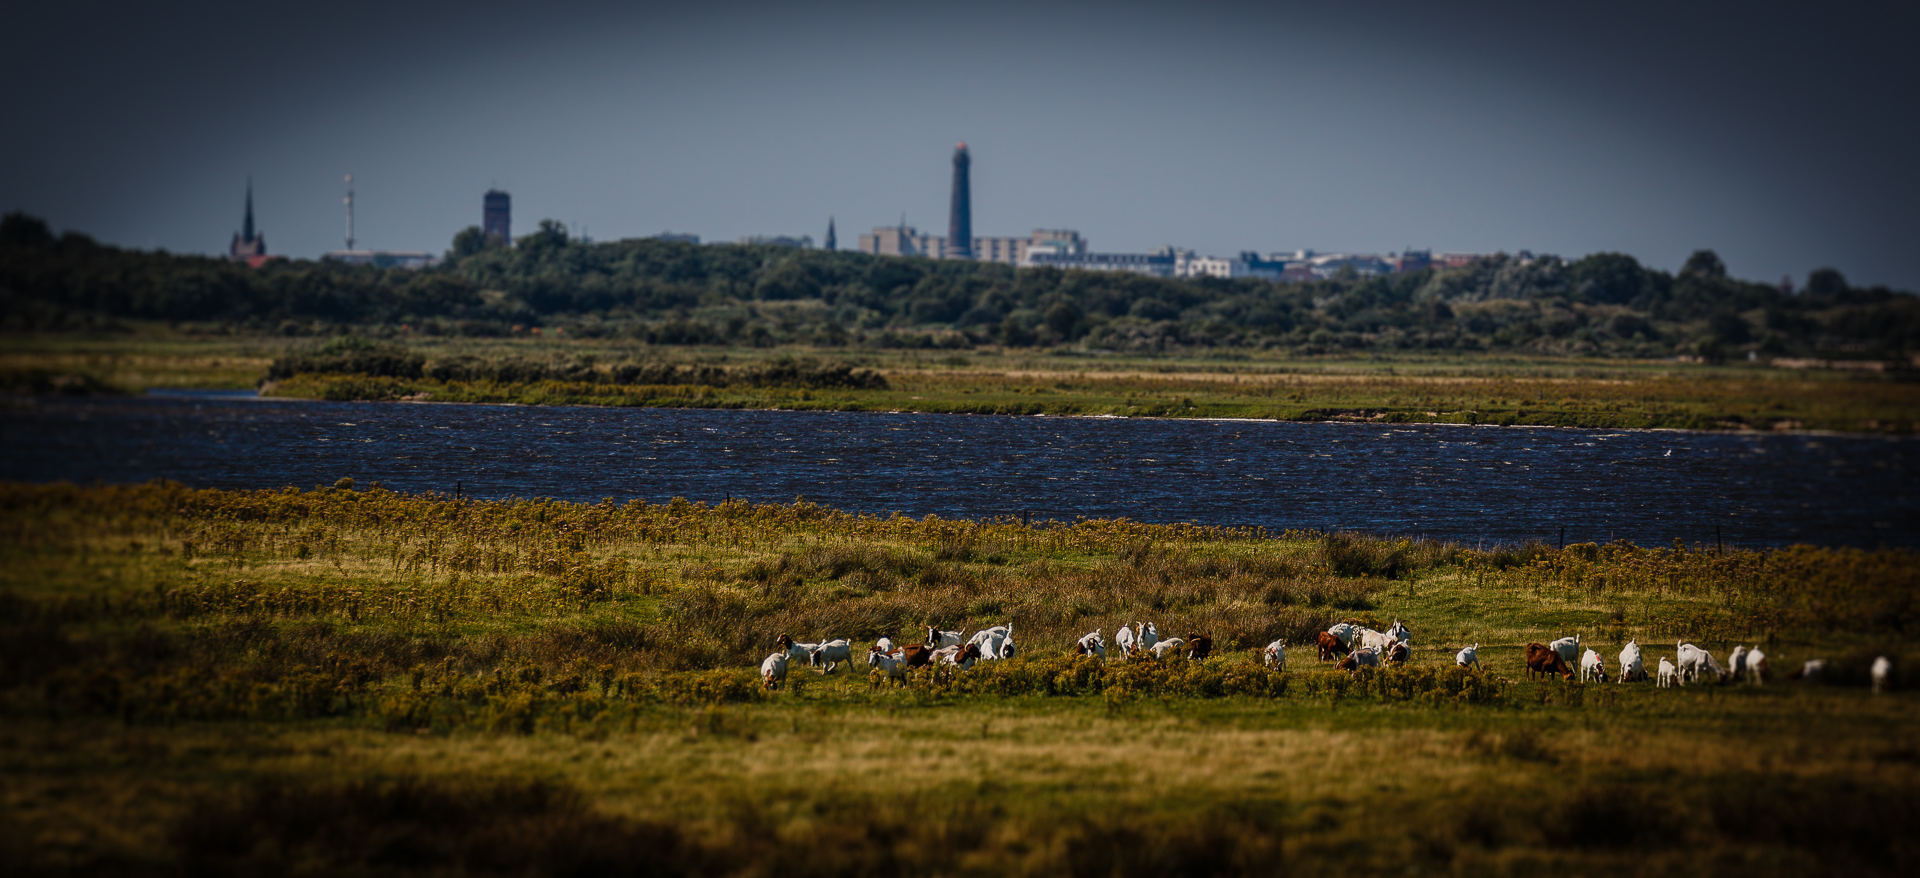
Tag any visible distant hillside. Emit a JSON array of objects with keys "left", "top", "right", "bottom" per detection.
[{"left": 4, "top": 212, "right": 1916, "bottom": 361}]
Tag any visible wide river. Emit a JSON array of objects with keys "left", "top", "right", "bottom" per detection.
[{"left": 3, "top": 392, "right": 1914, "bottom": 549}]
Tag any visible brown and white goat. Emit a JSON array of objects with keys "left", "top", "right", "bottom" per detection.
[{"left": 1525, "top": 642, "right": 1575, "bottom": 681}]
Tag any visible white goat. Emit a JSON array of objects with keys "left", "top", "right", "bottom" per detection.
[
  {"left": 775, "top": 634, "right": 819, "bottom": 664},
  {"left": 1150, "top": 637, "right": 1186, "bottom": 659},
  {"left": 1676, "top": 641, "right": 1724, "bottom": 685},
  {"left": 1074, "top": 629, "right": 1106, "bottom": 658},
  {"left": 1744, "top": 647, "right": 1768, "bottom": 684},
  {"left": 1728, "top": 645, "right": 1749, "bottom": 681},
  {"left": 1790, "top": 659, "right": 1827, "bottom": 683},
  {"left": 1138, "top": 622, "right": 1160, "bottom": 654},
  {"left": 809, "top": 639, "right": 852, "bottom": 673},
  {"left": 1114, "top": 624, "right": 1137, "bottom": 658},
  {"left": 867, "top": 646, "right": 909, "bottom": 688},
  {"left": 927, "top": 626, "right": 963, "bottom": 649},
  {"left": 876, "top": 636, "right": 896, "bottom": 655},
  {"left": 1455, "top": 643, "right": 1480, "bottom": 670},
  {"left": 1325, "top": 622, "right": 1359, "bottom": 649},
  {"left": 1549, "top": 635, "right": 1581, "bottom": 666},
  {"left": 1618, "top": 640, "right": 1646, "bottom": 683},
  {"left": 1657, "top": 657, "right": 1678, "bottom": 688},
  {"left": 1356, "top": 627, "right": 1394, "bottom": 654},
  {"left": 967, "top": 625, "right": 1011, "bottom": 660},
  {"left": 1387, "top": 619, "right": 1413, "bottom": 644},
  {"left": 1263, "top": 640, "right": 1286, "bottom": 671},
  {"left": 1580, "top": 648, "right": 1606, "bottom": 684},
  {"left": 1872, "top": 656, "right": 1893, "bottom": 694},
  {"left": 760, "top": 652, "right": 789, "bottom": 691}
]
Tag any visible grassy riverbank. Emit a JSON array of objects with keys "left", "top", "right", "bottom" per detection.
[
  {"left": 3, "top": 483, "right": 1916, "bottom": 875},
  {"left": 8, "top": 331, "right": 1920, "bottom": 431}
]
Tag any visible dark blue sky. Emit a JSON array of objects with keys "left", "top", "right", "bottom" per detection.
[{"left": 5, "top": 1, "right": 1916, "bottom": 289}]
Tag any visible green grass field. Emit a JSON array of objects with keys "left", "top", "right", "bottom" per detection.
[{"left": 2, "top": 482, "right": 1915, "bottom": 876}]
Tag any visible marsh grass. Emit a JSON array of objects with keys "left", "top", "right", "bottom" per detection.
[
  {"left": 14, "top": 331, "right": 1919, "bottom": 431},
  {"left": 3, "top": 482, "right": 1918, "bottom": 875}
]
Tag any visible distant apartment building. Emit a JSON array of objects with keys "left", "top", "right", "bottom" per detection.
[
  {"left": 1026, "top": 247, "right": 1179, "bottom": 278},
  {"left": 858, "top": 224, "right": 947, "bottom": 258}
]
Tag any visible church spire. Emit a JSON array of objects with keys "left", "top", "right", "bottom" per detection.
[
  {"left": 229, "top": 178, "right": 267, "bottom": 262},
  {"left": 825, "top": 216, "right": 836, "bottom": 251}
]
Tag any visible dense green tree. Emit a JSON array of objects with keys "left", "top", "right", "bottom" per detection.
[
  {"left": 448, "top": 226, "right": 486, "bottom": 260},
  {"left": 1680, "top": 249, "right": 1727, "bottom": 280},
  {"left": 1805, "top": 268, "right": 1848, "bottom": 297}
]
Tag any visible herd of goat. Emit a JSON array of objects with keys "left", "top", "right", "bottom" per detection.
[{"left": 757, "top": 620, "right": 1898, "bottom": 696}]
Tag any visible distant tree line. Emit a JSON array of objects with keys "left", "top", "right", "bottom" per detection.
[{"left": 4, "top": 211, "right": 1917, "bottom": 359}]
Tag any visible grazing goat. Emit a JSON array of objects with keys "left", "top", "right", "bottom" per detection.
[
  {"left": 1618, "top": 640, "right": 1646, "bottom": 683},
  {"left": 1325, "top": 622, "right": 1360, "bottom": 649},
  {"left": 1525, "top": 642, "right": 1575, "bottom": 681},
  {"left": 1384, "top": 640, "right": 1410, "bottom": 665},
  {"left": 1074, "top": 629, "right": 1107, "bottom": 658},
  {"left": 876, "top": 636, "right": 896, "bottom": 655},
  {"left": 1338, "top": 647, "right": 1380, "bottom": 672},
  {"left": 1150, "top": 637, "right": 1185, "bottom": 659},
  {"left": 1580, "top": 648, "right": 1606, "bottom": 684},
  {"left": 901, "top": 643, "right": 937, "bottom": 668},
  {"left": 1387, "top": 619, "right": 1413, "bottom": 644},
  {"left": 933, "top": 642, "right": 984, "bottom": 669},
  {"left": 1356, "top": 627, "right": 1394, "bottom": 654},
  {"left": 1657, "top": 657, "right": 1678, "bottom": 688},
  {"left": 1744, "top": 647, "right": 1769, "bottom": 685},
  {"left": 867, "top": 646, "right": 909, "bottom": 689},
  {"left": 1872, "top": 656, "right": 1893, "bottom": 694},
  {"left": 927, "top": 627, "right": 963, "bottom": 649},
  {"left": 1263, "top": 640, "right": 1287, "bottom": 671},
  {"left": 1317, "top": 632, "right": 1351, "bottom": 662},
  {"left": 1186, "top": 633, "right": 1214, "bottom": 661},
  {"left": 1549, "top": 635, "right": 1581, "bottom": 666},
  {"left": 1789, "top": 659, "right": 1827, "bottom": 683},
  {"left": 1138, "top": 622, "right": 1160, "bottom": 654},
  {"left": 968, "top": 625, "right": 1012, "bottom": 660},
  {"left": 1114, "top": 624, "right": 1137, "bottom": 658},
  {"left": 810, "top": 639, "right": 852, "bottom": 673},
  {"left": 1000, "top": 630, "right": 1017, "bottom": 660},
  {"left": 1676, "top": 642, "right": 1725, "bottom": 685},
  {"left": 1728, "top": 645, "right": 1749, "bottom": 681},
  {"left": 1455, "top": 643, "right": 1480, "bottom": 670},
  {"left": 761, "top": 652, "right": 789, "bottom": 691}
]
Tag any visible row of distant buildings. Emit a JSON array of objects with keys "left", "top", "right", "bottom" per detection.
[
  {"left": 856, "top": 222, "right": 1485, "bottom": 281},
  {"left": 227, "top": 146, "right": 1500, "bottom": 280},
  {"left": 846, "top": 144, "right": 1495, "bottom": 281}
]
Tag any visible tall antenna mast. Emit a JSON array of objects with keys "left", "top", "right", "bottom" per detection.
[{"left": 343, "top": 174, "right": 356, "bottom": 251}]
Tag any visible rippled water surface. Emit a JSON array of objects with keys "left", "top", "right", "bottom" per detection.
[{"left": 4, "top": 392, "right": 1914, "bottom": 548}]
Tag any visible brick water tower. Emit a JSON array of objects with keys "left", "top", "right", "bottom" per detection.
[{"left": 483, "top": 189, "right": 511, "bottom": 246}]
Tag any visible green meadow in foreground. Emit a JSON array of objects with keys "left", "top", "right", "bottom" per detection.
[{"left": 2, "top": 482, "right": 1916, "bottom": 876}]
